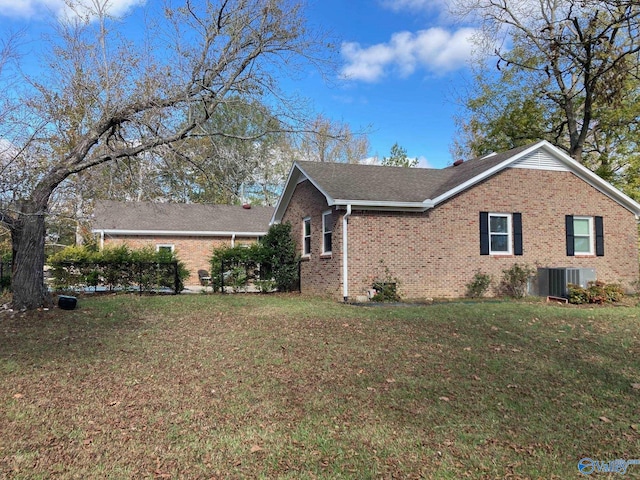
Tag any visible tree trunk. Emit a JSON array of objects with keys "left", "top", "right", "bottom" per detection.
[{"left": 11, "top": 201, "right": 52, "bottom": 310}]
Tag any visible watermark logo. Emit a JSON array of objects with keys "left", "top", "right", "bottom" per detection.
[{"left": 578, "top": 457, "right": 640, "bottom": 475}]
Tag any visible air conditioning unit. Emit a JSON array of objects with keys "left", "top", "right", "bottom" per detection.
[{"left": 537, "top": 267, "right": 596, "bottom": 298}]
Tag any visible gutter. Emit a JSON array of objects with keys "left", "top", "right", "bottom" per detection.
[
  {"left": 91, "top": 229, "right": 267, "bottom": 237},
  {"left": 342, "top": 204, "right": 352, "bottom": 302}
]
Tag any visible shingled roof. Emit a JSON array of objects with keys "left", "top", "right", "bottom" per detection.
[
  {"left": 92, "top": 201, "right": 274, "bottom": 235},
  {"left": 272, "top": 140, "right": 640, "bottom": 222}
]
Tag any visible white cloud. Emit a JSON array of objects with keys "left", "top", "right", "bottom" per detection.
[
  {"left": 380, "top": 0, "right": 448, "bottom": 13},
  {"left": 0, "top": 0, "right": 145, "bottom": 20},
  {"left": 340, "top": 27, "right": 477, "bottom": 82}
]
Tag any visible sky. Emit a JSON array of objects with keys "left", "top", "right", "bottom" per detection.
[{"left": 0, "top": 0, "right": 484, "bottom": 169}]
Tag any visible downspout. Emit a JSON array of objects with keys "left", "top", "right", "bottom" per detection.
[
  {"left": 342, "top": 204, "right": 352, "bottom": 302},
  {"left": 231, "top": 233, "right": 236, "bottom": 247},
  {"left": 100, "top": 230, "right": 104, "bottom": 250}
]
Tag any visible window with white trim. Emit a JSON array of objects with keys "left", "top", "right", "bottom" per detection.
[
  {"left": 156, "top": 244, "right": 174, "bottom": 254},
  {"left": 572, "top": 216, "right": 594, "bottom": 255},
  {"left": 302, "top": 217, "right": 311, "bottom": 256},
  {"left": 488, "top": 213, "right": 512, "bottom": 255},
  {"left": 322, "top": 210, "right": 332, "bottom": 255}
]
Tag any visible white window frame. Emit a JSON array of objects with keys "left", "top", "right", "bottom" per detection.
[
  {"left": 156, "top": 244, "right": 175, "bottom": 254},
  {"left": 322, "top": 210, "right": 332, "bottom": 255},
  {"left": 488, "top": 213, "right": 512, "bottom": 255},
  {"left": 302, "top": 217, "right": 311, "bottom": 257},
  {"left": 573, "top": 216, "right": 594, "bottom": 255}
]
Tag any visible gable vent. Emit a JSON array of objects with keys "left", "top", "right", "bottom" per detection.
[{"left": 511, "top": 150, "right": 569, "bottom": 172}]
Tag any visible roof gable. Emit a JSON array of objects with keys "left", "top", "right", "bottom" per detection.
[
  {"left": 272, "top": 140, "right": 640, "bottom": 223},
  {"left": 92, "top": 201, "right": 274, "bottom": 235}
]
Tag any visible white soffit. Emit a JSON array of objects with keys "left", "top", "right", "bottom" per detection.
[{"left": 510, "top": 150, "right": 570, "bottom": 171}]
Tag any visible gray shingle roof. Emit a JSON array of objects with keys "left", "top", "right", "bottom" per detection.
[
  {"left": 92, "top": 201, "right": 274, "bottom": 233},
  {"left": 295, "top": 143, "right": 535, "bottom": 203}
]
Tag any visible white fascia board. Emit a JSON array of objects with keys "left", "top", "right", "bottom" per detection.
[
  {"left": 91, "top": 229, "right": 267, "bottom": 237},
  {"left": 296, "top": 163, "right": 336, "bottom": 204},
  {"left": 271, "top": 162, "right": 336, "bottom": 224},
  {"left": 270, "top": 162, "right": 302, "bottom": 224},
  {"left": 332, "top": 199, "right": 434, "bottom": 211},
  {"left": 430, "top": 139, "right": 640, "bottom": 215},
  {"left": 539, "top": 142, "right": 640, "bottom": 215},
  {"left": 430, "top": 160, "right": 516, "bottom": 206},
  {"left": 431, "top": 140, "right": 550, "bottom": 206}
]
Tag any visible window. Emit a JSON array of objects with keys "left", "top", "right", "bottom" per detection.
[
  {"left": 480, "top": 212, "right": 522, "bottom": 256},
  {"left": 566, "top": 215, "right": 603, "bottom": 256},
  {"left": 322, "top": 211, "right": 332, "bottom": 255},
  {"left": 489, "top": 214, "right": 511, "bottom": 254},
  {"left": 302, "top": 217, "right": 311, "bottom": 256},
  {"left": 156, "top": 244, "right": 174, "bottom": 254},
  {"left": 573, "top": 217, "right": 592, "bottom": 254}
]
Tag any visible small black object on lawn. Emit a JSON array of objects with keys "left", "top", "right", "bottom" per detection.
[{"left": 58, "top": 295, "right": 77, "bottom": 310}]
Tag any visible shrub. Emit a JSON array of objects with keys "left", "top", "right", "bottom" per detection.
[
  {"left": 371, "top": 281, "right": 401, "bottom": 302},
  {"left": 370, "top": 260, "right": 401, "bottom": 302},
  {"left": 254, "top": 279, "right": 276, "bottom": 293},
  {"left": 568, "top": 281, "right": 624, "bottom": 304},
  {"left": 465, "top": 270, "right": 492, "bottom": 298},
  {"left": 499, "top": 263, "right": 536, "bottom": 298},
  {"left": 210, "top": 224, "right": 299, "bottom": 293},
  {"left": 49, "top": 245, "right": 189, "bottom": 292},
  {"left": 260, "top": 223, "right": 299, "bottom": 292}
]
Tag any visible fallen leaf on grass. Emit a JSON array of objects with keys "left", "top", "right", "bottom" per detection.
[
  {"left": 599, "top": 416, "right": 612, "bottom": 423},
  {"left": 385, "top": 378, "right": 395, "bottom": 383},
  {"left": 250, "top": 445, "right": 263, "bottom": 453},
  {"left": 12, "top": 393, "right": 23, "bottom": 399},
  {"left": 439, "top": 396, "right": 450, "bottom": 402},
  {"left": 631, "top": 383, "right": 640, "bottom": 390}
]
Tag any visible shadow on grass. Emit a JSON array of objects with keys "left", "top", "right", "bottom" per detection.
[{"left": 0, "top": 294, "right": 152, "bottom": 366}]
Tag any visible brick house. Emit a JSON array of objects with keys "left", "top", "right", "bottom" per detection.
[
  {"left": 92, "top": 201, "right": 274, "bottom": 285},
  {"left": 271, "top": 140, "right": 640, "bottom": 301}
]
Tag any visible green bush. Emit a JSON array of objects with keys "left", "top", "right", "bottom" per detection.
[
  {"left": 49, "top": 245, "right": 189, "bottom": 292},
  {"left": 499, "top": 263, "right": 536, "bottom": 298},
  {"left": 371, "top": 281, "right": 401, "bottom": 302},
  {"left": 370, "top": 260, "right": 401, "bottom": 302},
  {"left": 210, "top": 223, "right": 299, "bottom": 293},
  {"left": 260, "top": 223, "right": 299, "bottom": 292},
  {"left": 568, "top": 281, "right": 624, "bottom": 304},
  {"left": 465, "top": 270, "right": 492, "bottom": 298}
]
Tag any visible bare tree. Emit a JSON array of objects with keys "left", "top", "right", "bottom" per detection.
[
  {"left": 0, "top": 0, "right": 329, "bottom": 309},
  {"left": 295, "top": 114, "right": 370, "bottom": 163}
]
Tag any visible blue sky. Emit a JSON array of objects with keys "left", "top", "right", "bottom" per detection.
[{"left": 0, "top": 0, "right": 482, "bottom": 169}]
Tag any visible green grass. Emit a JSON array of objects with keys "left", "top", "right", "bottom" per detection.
[{"left": 2, "top": 294, "right": 640, "bottom": 478}]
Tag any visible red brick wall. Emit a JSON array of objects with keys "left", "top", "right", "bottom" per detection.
[
  {"left": 281, "top": 180, "right": 343, "bottom": 298},
  {"left": 102, "top": 235, "right": 260, "bottom": 285},
  {"left": 283, "top": 169, "right": 639, "bottom": 300}
]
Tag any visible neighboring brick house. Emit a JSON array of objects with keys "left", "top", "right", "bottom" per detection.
[
  {"left": 271, "top": 140, "right": 640, "bottom": 301},
  {"left": 92, "top": 201, "right": 273, "bottom": 285}
]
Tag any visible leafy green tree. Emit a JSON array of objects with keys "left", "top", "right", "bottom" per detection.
[
  {"left": 452, "top": 0, "right": 640, "bottom": 183},
  {"left": 259, "top": 223, "right": 299, "bottom": 292},
  {"left": 381, "top": 143, "right": 417, "bottom": 168}
]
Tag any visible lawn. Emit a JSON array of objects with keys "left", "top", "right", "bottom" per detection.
[{"left": 1, "top": 293, "right": 640, "bottom": 479}]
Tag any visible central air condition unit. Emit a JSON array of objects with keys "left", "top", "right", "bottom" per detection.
[{"left": 537, "top": 267, "right": 596, "bottom": 298}]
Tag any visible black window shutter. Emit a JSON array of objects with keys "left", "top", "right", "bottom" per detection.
[
  {"left": 480, "top": 212, "right": 489, "bottom": 255},
  {"left": 513, "top": 212, "right": 523, "bottom": 256},
  {"left": 595, "top": 216, "right": 604, "bottom": 256},
  {"left": 565, "top": 215, "right": 574, "bottom": 256}
]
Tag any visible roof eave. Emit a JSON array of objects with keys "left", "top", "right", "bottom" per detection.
[
  {"left": 91, "top": 229, "right": 267, "bottom": 237},
  {"left": 271, "top": 162, "right": 337, "bottom": 224},
  {"left": 331, "top": 199, "right": 434, "bottom": 211}
]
